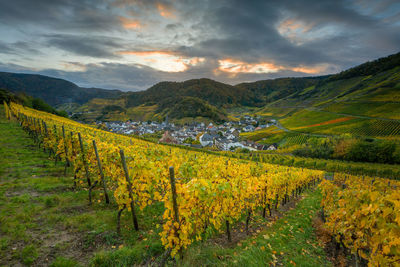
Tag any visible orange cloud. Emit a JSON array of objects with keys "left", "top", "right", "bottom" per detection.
[
  {"left": 291, "top": 64, "right": 329, "bottom": 74},
  {"left": 118, "top": 50, "right": 204, "bottom": 72},
  {"left": 156, "top": 2, "right": 176, "bottom": 19},
  {"left": 217, "top": 59, "right": 330, "bottom": 75},
  {"left": 218, "top": 59, "right": 283, "bottom": 74},
  {"left": 118, "top": 16, "right": 141, "bottom": 29}
]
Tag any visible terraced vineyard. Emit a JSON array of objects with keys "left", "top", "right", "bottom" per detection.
[
  {"left": 348, "top": 119, "right": 400, "bottom": 138},
  {"left": 278, "top": 109, "right": 400, "bottom": 140},
  {"left": 282, "top": 133, "right": 310, "bottom": 146}
]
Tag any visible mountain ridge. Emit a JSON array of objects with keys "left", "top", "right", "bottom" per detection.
[{"left": 1, "top": 51, "right": 399, "bottom": 122}]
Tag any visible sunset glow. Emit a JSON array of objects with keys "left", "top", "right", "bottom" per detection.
[
  {"left": 157, "top": 3, "right": 175, "bottom": 19},
  {"left": 291, "top": 64, "right": 330, "bottom": 74},
  {"left": 217, "top": 59, "right": 328, "bottom": 75},
  {"left": 118, "top": 51, "right": 204, "bottom": 72},
  {"left": 218, "top": 59, "right": 282, "bottom": 74},
  {"left": 119, "top": 16, "right": 141, "bottom": 29}
]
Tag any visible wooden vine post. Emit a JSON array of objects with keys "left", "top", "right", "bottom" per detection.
[
  {"left": 93, "top": 140, "right": 110, "bottom": 204},
  {"left": 53, "top": 124, "right": 59, "bottom": 164},
  {"left": 169, "top": 166, "right": 183, "bottom": 257},
  {"left": 77, "top": 132, "right": 97, "bottom": 205},
  {"left": 43, "top": 121, "right": 49, "bottom": 153},
  {"left": 119, "top": 149, "right": 139, "bottom": 231},
  {"left": 78, "top": 132, "right": 92, "bottom": 187},
  {"left": 117, "top": 205, "right": 126, "bottom": 235},
  {"left": 223, "top": 160, "right": 231, "bottom": 242},
  {"left": 245, "top": 210, "right": 252, "bottom": 233},
  {"left": 226, "top": 220, "right": 231, "bottom": 242},
  {"left": 169, "top": 167, "right": 180, "bottom": 224},
  {"left": 43, "top": 121, "right": 48, "bottom": 136},
  {"left": 62, "top": 125, "right": 70, "bottom": 175},
  {"left": 37, "top": 118, "right": 42, "bottom": 136},
  {"left": 70, "top": 132, "right": 77, "bottom": 188},
  {"left": 37, "top": 119, "right": 43, "bottom": 148},
  {"left": 32, "top": 118, "right": 38, "bottom": 142},
  {"left": 262, "top": 186, "right": 268, "bottom": 218}
]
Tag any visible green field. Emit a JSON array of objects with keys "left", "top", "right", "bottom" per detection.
[{"left": 323, "top": 101, "right": 400, "bottom": 120}]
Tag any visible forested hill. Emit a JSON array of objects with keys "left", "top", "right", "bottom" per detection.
[
  {"left": 0, "top": 72, "right": 123, "bottom": 106},
  {"left": 125, "top": 78, "right": 255, "bottom": 108},
  {"left": 235, "top": 76, "right": 326, "bottom": 105},
  {"left": 124, "top": 77, "right": 327, "bottom": 109}
]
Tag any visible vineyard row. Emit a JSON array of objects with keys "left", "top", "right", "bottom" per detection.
[{"left": 5, "top": 102, "right": 324, "bottom": 257}]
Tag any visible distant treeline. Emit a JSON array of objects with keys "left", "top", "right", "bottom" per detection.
[{"left": 326, "top": 51, "right": 400, "bottom": 82}]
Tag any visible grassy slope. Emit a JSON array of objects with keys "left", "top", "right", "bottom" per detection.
[
  {"left": 250, "top": 65, "right": 400, "bottom": 145},
  {"left": 181, "top": 190, "right": 331, "bottom": 267},
  {"left": 280, "top": 110, "right": 346, "bottom": 129}
]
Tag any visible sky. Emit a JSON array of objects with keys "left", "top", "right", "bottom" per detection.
[{"left": 0, "top": 0, "right": 399, "bottom": 91}]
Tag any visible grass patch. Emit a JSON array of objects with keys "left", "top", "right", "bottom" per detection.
[
  {"left": 179, "top": 189, "right": 331, "bottom": 266},
  {"left": 20, "top": 244, "right": 39, "bottom": 266},
  {"left": 50, "top": 257, "right": 81, "bottom": 267}
]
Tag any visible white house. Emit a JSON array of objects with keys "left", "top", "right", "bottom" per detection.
[{"left": 199, "top": 133, "right": 214, "bottom": 147}]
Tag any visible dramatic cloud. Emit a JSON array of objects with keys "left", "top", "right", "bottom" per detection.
[
  {"left": 0, "top": 0, "right": 399, "bottom": 91},
  {"left": 46, "top": 34, "right": 125, "bottom": 58}
]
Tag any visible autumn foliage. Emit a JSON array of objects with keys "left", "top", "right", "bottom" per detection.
[
  {"left": 9, "top": 102, "right": 324, "bottom": 257},
  {"left": 320, "top": 173, "right": 400, "bottom": 266}
]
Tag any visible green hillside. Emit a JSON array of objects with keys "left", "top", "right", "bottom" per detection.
[
  {"left": 236, "top": 76, "right": 325, "bottom": 106},
  {"left": 262, "top": 53, "right": 400, "bottom": 117},
  {"left": 248, "top": 52, "right": 400, "bottom": 146}
]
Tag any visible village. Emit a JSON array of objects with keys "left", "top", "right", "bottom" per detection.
[{"left": 101, "top": 115, "right": 278, "bottom": 151}]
